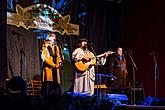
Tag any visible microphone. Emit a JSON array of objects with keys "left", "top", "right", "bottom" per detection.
[
  {"left": 88, "top": 42, "right": 94, "bottom": 45},
  {"left": 125, "top": 50, "right": 133, "bottom": 55},
  {"left": 87, "top": 42, "right": 94, "bottom": 46},
  {"left": 120, "top": 50, "right": 132, "bottom": 56},
  {"left": 123, "top": 51, "right": 127, "bottom": 55},
  {"left": 149, "top": 52, "right": 153, "bottom": 55},
  {"left": 149, "top": 51, "right": 155, "bottom": 55}
]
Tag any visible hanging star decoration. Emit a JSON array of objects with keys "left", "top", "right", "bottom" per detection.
[{"left": 7, "top": 4, "right": 79, "bottom": 35}]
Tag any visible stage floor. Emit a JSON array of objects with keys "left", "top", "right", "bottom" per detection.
[
  {"left": 0, "top": 93, "right": 165, "bottom": 110},
  {"left": 116, "top": 104, "right": 165, "bottom": 110}
]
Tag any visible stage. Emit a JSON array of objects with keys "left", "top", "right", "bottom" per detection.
[
  {"left": 0, "top": 93, "right": 165, "bottom": 110},
  {"left": 116, "top": 105, "right": 165, "bottom": 110}
]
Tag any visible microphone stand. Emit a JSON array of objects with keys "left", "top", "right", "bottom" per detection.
[
  {"left": 16, "top": 33, "right": 25, "bottom": 79},
  {"left": 20, "top": 47, "right": 26, "bottom": 78},
  {"left": 151, "top": 51, "right": 159, "bottom": 99},
  {"left": 13, "top": 31, "right": 27, "bottom": 80},
  {"left": 87, "top": 44, "right": 101, "bottom": 97},
  {"left": 128, "top": 51, "right": 137, "bottom": 105}
]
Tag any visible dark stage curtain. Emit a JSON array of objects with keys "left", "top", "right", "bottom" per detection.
[
  {"left": 4, "top": 0, "right": 165, "bottom": 98},
  {"left": 68, "top": 0, "right": 123, "bottom": 74},
  {"left": 123, "top": 0, "right": 165, "bottom": 98},
  {"left": 87, "top": 0, "right": 123, "bottom": 74}
]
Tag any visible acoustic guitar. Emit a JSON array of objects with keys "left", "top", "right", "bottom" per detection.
[{"left": 75, "top": 51, "right": 113, "bottom": 72}]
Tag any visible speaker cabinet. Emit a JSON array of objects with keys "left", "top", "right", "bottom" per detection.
[
  {"left": 106, "top": 94, "right": 128, "bottom": 105},
  {"left": 142, "top": 96, "right": 165, "bottom": 106}
]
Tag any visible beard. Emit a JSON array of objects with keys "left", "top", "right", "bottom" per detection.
[{"left": 82, "top": 44, "right": 88, "bottom": 50}]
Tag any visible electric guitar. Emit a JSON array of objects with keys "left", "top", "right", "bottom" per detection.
[{"left": 75, "top": 51, "right": 114, "bottom": 72}]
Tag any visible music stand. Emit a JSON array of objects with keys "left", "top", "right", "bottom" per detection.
[{"left": 96, "top": 74, "right": 117, "bottom": 96}]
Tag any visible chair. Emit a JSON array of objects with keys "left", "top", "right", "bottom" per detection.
[
  {"left": 30, "top": 80, "right": 42, "bottom": 96},
  {"left": 26, "top": 81, "right": 33, "bottom": 96}
]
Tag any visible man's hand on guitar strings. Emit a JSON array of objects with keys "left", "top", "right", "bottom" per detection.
[{"left": 82, "top": 57, "right": 91, "bottom": 62}]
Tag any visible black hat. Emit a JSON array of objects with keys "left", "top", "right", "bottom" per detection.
[{"left": 78, "top": 38, "right": 88, "bottom": 44}]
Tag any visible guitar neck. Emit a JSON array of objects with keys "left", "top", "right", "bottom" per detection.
[{"left": 97, "top": 51, "right": 114, "bottom": 58}]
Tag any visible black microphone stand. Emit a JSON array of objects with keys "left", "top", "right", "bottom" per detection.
[
  {"left": 14, "top": 32, "right": 26, "bottom": 78},
  {"left": 128, "top": 51, "right": 137, "bottom": 105},
  {"left": 87, "top": 44, "right": 101, "bottom": 97},
  {"left": 151, "top": 51, "right": 159, "bottom": 99},
  {"left": 20, "top": 47, "right": 26, "bottom": 78}
]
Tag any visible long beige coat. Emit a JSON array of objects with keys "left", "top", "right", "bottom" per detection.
[
  {"left": 41, "top": 41, "right": 64, "bottom": 84},
  {"left": 72, "top": 48, "right": 107, "bottom": 96}
]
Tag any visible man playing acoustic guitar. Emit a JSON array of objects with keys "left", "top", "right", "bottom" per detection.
[{"left": 72, "top": 38, "right": 113, "bottom": 96}]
